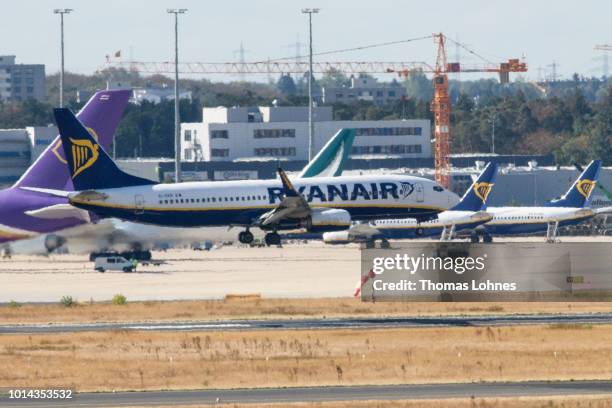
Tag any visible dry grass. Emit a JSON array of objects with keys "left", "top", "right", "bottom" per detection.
[
  {"left": 1, "top": 297, "right": 611, "bottom": 325},
  {"left": 1, "top": 325, "right": 612, "bottom": 392}
]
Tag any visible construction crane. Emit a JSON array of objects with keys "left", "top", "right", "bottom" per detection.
[
  {"left": 387, "top": 34, "right": 527, "bottom": 188},
  {"left": 102, "top": 33, "right": 526, "bottom": 188}
]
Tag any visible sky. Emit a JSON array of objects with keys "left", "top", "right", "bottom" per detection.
[{"left": 3, "top": 0, "right": 611, "bottom": 82}]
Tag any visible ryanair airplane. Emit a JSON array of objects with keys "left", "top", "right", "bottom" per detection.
[
  {"left": 479, "top": 160, "right": 602, "bottom": 242},
  {"left": 322, "top": 162, "right": 498, "bottom": 247},
  {"left": 36, "top": 109, "right": 458, "bottom": 246}
]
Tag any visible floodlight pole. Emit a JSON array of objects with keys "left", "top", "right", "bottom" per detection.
[
  {"left": 168, "top": 8, "right": 187, "bottom": 183},
  {"left": 302, "top": 8, "right": 319, "bottom": 161},
  {"left": 54, "top": 8, "right": 73, "bottom": 108}
]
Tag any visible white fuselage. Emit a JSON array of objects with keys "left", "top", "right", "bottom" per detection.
[{"left": 69, "top": 174, "right": 459, "bottom": 228}]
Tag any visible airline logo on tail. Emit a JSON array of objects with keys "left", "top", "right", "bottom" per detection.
[
  {"left": 69, "top": 137, "right": 99, "bottom": 178},
  {"left": 473, "top": 182, "right": 494, "bottom": 203},
  {"left": 52, "top": 127, "right": 100, "bottom": 165},
  {"left": 576, "top": 179, "right": 596, "bottom": 199}
]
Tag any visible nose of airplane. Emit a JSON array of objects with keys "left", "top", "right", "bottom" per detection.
[{"left": 447, "top": 190, "right": 460, "bottom": 209}]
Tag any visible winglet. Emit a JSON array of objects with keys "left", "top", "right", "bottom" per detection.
[{"left": 277, "top": 168, "right": 299, "bottom": 197}]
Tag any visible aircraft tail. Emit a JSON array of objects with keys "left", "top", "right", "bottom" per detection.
[
  {"left": 298, "top": 128, "right": 355, "bottom": 178},
  {"left": 13, "top": 89, "right": 131, "bottom": 190},
  {"left": 53, "top": 108, "right": 154, "bottom": 191},
  {"left": 450, "top": 162, "right": 498, "bottom": 211},
  {"left": 546, "top": 160, "right": 602, "bottom": 208}
]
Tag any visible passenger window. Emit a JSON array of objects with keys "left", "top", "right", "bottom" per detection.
[{"left": 108, "top": 258, "right": 115, "bottom": 264}]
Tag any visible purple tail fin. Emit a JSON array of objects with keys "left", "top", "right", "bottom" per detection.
[{"left": 13, "top": 89, "right": 131, "bottom": 190}]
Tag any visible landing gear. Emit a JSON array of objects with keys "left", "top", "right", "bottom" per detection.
[
  {"left": 470, "top": 231, "right": 480, "bottom": 243},
  {"left": 482, "top": 233, "right": 493, "bottom": 243},
  {"left": 238, "top": 229, "right": 254, "bottom": 244},
  {"left": 380, "top": 239, "right": 391, "bottom": 249},
  {"left": 264, "top": 231, "right": 281, "bottom": 246},
  {"left": 546, "top": 221, "right": 560, "bottom": 243},
  {"left": 365, "top": 239, "right": 376, "bottom": 249},
  {"left": 440, "top": 224, "right": 456, "bottom": 241}
]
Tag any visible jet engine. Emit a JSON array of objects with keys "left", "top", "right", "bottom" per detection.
[
  {"left": 44, "top": 234, "right": 66, "bottom": 253},
  {"left": 322, "top": 230, "right": 352, "bottom": 244},
  {"left": 301, "top": 208, "right": 351, "bottom": 233}
]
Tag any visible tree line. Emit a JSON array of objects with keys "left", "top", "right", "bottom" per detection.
[{"left": 0, "top": 69, "right": 609, "bottom": 164}]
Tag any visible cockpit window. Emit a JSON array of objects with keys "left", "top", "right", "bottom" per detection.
[{"left": 433, "top": 186, "right": 444, "bottom": 192}]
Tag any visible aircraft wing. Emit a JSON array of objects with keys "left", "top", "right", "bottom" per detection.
[
  {"left": 349, "top": 222, "right": 381, "bottom": 237},
  {"left": 595, "top": 206, "right": 612, "bottom": 215},
  {"left": 259, "top": 168, "right": 311, "bottom": 227}
]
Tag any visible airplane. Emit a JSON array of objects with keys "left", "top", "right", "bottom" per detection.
[
  {"left": 37, "top": 108, "right": 459, "bottom": 247},
  {"left": 9, "top": 128, "right": 358, "bottom": 255},
  {"left": 0, "top": 89, "right": 132, "bottom": 252},
  {"left": 477, "top": 160, "right": 603, "bottom": 242},
  {"left": 322, "top": 162, "right": 499, "bottom": 247}
]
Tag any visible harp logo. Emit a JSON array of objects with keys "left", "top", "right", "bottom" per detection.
[
  {"left": 69, "top": 137, "right": 99, "bottom": 178},
  {"left": 52, "top": 127, "right": 99, "bottom": 164},
  {"left": 473, "top": 182, "right": 494, "bottom": 203},
  {"left": 400, "top": 182, "right": 414, "bottom": 198},
  {"left": 576, "top": 179, "right": 596, "bottom": 199}
]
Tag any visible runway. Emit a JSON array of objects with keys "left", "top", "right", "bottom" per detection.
[
  {"left": 2, "top": 312, "right": 612, "bottom": 334},
  {"left": 1, "top": 381, "right": 611, "bottom": 407}
]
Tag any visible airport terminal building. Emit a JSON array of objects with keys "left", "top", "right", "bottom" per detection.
[
  {"left": 180, "top": 106, "right": 431, "bottom": 163},
  {"left": 0, "top": 126, "right": 57, "bottom": 186}
]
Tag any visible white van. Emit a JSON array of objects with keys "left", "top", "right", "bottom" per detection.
[{"left": 94, "top": 256, "right": 135, "bottom": 273}]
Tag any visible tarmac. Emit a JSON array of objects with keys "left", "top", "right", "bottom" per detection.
[
  {"left": 0, "top": 244, "right": 359, "bottom": 302},
  {"left": 2, "top": 312, "right": 612, "bottom": 334},
  {"left": 1, "top": 238, "right": 611, "bottom": 303},
  {"left": 1, "top": 381, "right": 611, "bottom": 407}
]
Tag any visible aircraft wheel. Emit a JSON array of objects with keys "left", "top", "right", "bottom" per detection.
[
  {"left": 380, "top": 239, "right": 391, "bottom": 249},
  {"left": 264, "top": 232, "right": 281, "bottom": 246},
  {"left": 365, "top": 240, "right": 375, "bottom": 249},
  {"left": 470, "top": 232, "right": 480, "bottom": 243},
  {"left": 483, "top": 233, "right": 493, "bottom": 243},
  {"left": 238, "top": 230, "right": 254, "bottom": 244}
]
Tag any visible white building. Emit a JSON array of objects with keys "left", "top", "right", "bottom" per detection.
[
  {"left": 322, "top": 76, "right": 406, "bottom": 106},
  {"left": 181, "top": 106, "right": 431, "bottom": 162},
  {"left": 0, "top": 126, "right": 57, "bottom": 187},
  {"left": 132, "top": 87, "right": 192, "bottom": 104}
]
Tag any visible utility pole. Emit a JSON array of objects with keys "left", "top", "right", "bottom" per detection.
[
  {"left": 489, "top": 111, "right": 497, "bottom": 154},
  {"left": 54, "top": 8, "right": 73, "bottom": 108},
  {"left": 302, "top": 8, "right": 319, "bottom": 161},
  {"left": 233, "top": 42, "right": 249, "bottom": 82},
  {"left": 167, "top": 8, "right": 187, "bottom": 183}
]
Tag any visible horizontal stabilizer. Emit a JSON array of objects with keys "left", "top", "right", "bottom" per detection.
[
  {"left": 19, "top": 187, "right": 71, "bottom": 198},
  {"left": 25, "top": 204, "right": 91, "bottom": 222},
  {"left": 595, "top": 206, "right": 612, "bottom": 215}
]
